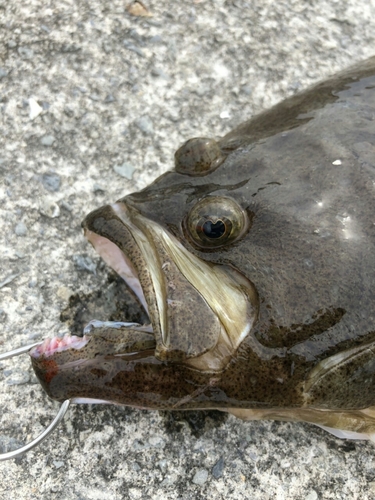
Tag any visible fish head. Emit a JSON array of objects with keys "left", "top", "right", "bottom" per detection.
[
  {"left": 27, "top": 58, "right": 375, "bottom": 438},
  {"left": 29, "top": 121, "right": 363, "bottom": 409},
  {"left": 30, "top": 137, "right": 263, "bottom": 406}
]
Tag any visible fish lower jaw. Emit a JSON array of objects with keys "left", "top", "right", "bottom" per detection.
[{"left": 30, "top": 335, "right": 90, "bottom": 358}]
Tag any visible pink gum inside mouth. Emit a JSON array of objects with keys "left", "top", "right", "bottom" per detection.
[{"left": 30, "top": 335, "right": 90, "bottom": 358}]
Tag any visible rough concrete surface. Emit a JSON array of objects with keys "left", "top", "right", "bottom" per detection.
[{"left": 1, "top": 0, "right": 375, "bottom": 499}]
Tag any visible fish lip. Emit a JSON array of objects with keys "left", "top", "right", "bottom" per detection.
[
  {"left": 83, "top": 204, "right": 163, "bottom": 343},
  {"left": 86, "top": 201, "right": 173, "bottom": 349}
]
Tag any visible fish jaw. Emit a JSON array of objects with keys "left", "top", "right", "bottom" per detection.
[
  {"left": 81, "top": 201, "right": 258, "bottom": 369},
  {"left": 29, "top": 329, "right": 224, "bottom": 408},
  {"left": 29, "top": 199, "right": 258, "bottom": 406}
]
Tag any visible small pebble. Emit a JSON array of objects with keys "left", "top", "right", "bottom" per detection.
[
  {"left": 28, "top": 278, "right": 38, "bottom": 288},
  {"left": 0, "top": 273, "right": 20, "bottom": 288},
  {"left": 149, "top": 34, "right": 163, "bottom": 44},
  {"left": 241, "top": 85, "right": 252, "bottom": 95},
  {"left": 126, "top": 1, "right": 152, "bottom": 17},
  {"left": 332, "top": 159, "right": 342, "bottom": 165},
  {"left": 89, "top": 129, "right": 99, "bottom": 139},
  {"left": 0, "top": 68, "right": 8, "bottom": 79},
  {"left": 40, "top": 135, "right": 55, "bottom": 147},
  {"left": 29, "top": 98, "right": 43, "bottom": 120},
  {"left": 135, "top": 116, "right": 154, "bottom": 135},
  {"left": 41, "top": 173, "right": 61, "bottom": 192},
  {"left": 113, "top": 162, "right": 135, "bottom": 179},
  {"left": 93, "top": 183, "right": 106, "bottom": 193},
  {"left": 53, "top": 461, "right": 65, "bottom": 469},
  {"left": 151, "top": 67, "right": 168, "bottom": 78},
  {"left": 64, "top": 107, "right": 74, "bottom": 117},
  {"left": 212, "top": 457, "right": 224, "bottom": 479},
  {"left": 158, "top": 459, "right": 168, "bottom": 471},
  {"left": 128, "top": 488, "right": 142, "bottom": 499},
  {"left": 220, "top": 110, "right": 231, "bottom": 119},
  {"left": 39, "top": 200, "right": 60, "bottom": 218},
  {"left": 305, "top": 490, "right": 318, "bottom": 500},
  {"left": 73, "top": 254, "right": 97, "bottom": 274},
  {"left": 4, "top": 369, "right": 30, "bottom": 386},
  {"left": 192, "top": 468, "right": 208, "bottom": 486},
  {"left": 61, "top": 44, "right": 80, "bottom": 53},
  {"left": 132, "top": 439, "right": 147, "bottom": 451},
  {"left": 0, "top": 436, "right": 24, "bottom": 453},
  {"left": 148, "top": 435, "right": 165, "bottom": 448},
  {"left": 28, "top": 332, "right": 42, "bottom": 342},
  {"left": 60, "top": 200, "right": 73, "bottom": 211},
  {"left": 102, "top": 42, "right": 112, "bottom": 53},
  {"left": 146, "top": 18, "right": 162, "bottom": 27},
  {"left": 123, "top": 41, "right": 145, "bottom": 58},
  {"left": 15, "top": 222, "right": 27, "bottom": 236},
  {"left": 18, "top": 46, "right": 34, "bottom": 59}
]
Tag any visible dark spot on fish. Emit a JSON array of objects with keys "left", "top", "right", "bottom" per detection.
[
  {"left": 90, "top": 368, "right": 107, "bottom": 378},
  {"left": 255, "top": 307, "right": 346, "bottom": 350}
]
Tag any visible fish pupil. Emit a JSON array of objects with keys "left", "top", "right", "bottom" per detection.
[{"left": 202, "top": 220, "right": 225, "bottom": 239}]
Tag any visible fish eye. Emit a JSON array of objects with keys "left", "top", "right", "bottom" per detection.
[{"left": 186, "top": 196, "right": 249, "bottom": 248}]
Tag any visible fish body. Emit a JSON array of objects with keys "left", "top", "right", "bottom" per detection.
[{"left": 31, "top": 57, "right": 375, "bottom": 440}]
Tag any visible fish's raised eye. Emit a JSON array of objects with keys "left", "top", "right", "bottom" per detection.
[
  {"left": 186, "top": 196, "right": 249, "bottom": 249},
  {"left": 174, "top": 137, "right": 224, "bottom": 176}
]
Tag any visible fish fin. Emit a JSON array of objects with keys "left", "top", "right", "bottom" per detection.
[
  {"left": 315, "top": 424, "right": 374, "bottom": 442},
  {"left": 71, "top": 398, "right": 117, "bottom": 405}
]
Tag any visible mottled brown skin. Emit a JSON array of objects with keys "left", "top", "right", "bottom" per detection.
[{"left": 32, "top": 57, "right": 375, "bottom": 419}]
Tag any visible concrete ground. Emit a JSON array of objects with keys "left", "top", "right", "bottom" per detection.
[{"left": 1, "top": 0, "right": 375, "bottom": 498}]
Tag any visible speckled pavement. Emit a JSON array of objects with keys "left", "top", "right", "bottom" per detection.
[{"left": 1, "top": 1, "right": 375, "bottom": 499}]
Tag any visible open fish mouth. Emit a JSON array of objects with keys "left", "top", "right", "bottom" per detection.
[{"left": 33, "top": 201, "right": 258, "bottom": 372}]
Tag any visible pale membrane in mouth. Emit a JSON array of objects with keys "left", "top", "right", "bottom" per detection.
[{"left": 85, "top": 229, "right": 149, "bottom": 314}]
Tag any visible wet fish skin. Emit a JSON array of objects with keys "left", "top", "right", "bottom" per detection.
[{"left": 31, "top": 57, "right": 375, "bottom": 439}]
